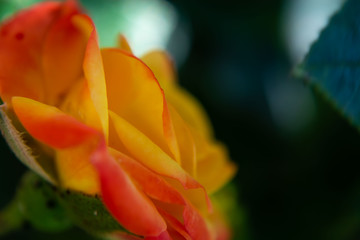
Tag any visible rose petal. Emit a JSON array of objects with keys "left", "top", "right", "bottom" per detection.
[
  {"left": 91, "top": 144, "right": 167, "bottom": 237},
  {"left": 12, "top": 96, "right": 97, "bottom": 149},
  {"left": 109, "top": 111, "right": 203, "bottom": 192},
  {"left": 197, "top": 143, "right": 237, "bottom": 194},
  {"left": 59, "top": 79, "right": 103, "bottom": 133},
  {"left": 145, "top": 231, "right": 173, "bottom": 240},
  {"left": 73, "top": 14, "right": 109, "bottom": 139},
  {"left": 109, "top": 148, "right": 185, "bottom": 206},
  {"left": 101, "top": 48, "right": 179, "bottom": 161},
  {"left": 141, "top": 50, "right": 177, "bottom": 87},
  {"left": 110, "top": 148, "right": 212, "bottom": 240},
  {"left": 169, "top": 106, "right": 196, "bottom": 177},
  {"left": 142, "top": 51, "right": 213, "bottom": 139},
  {"left": 12, "top": 96, "right": 101, "bottom": 193},
  {"left": 0, "top": 1, "right": 61, "bottom": 103},
  {"left": 117, "top": 34, "right": 133, "bottom": 53},
  {"left": 42, "top": 0, "right": 86, "bottom": 105}
]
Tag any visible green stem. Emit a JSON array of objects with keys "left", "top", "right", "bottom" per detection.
[{"left": 0, "top": 198, "right": 23, "bottom": 235}]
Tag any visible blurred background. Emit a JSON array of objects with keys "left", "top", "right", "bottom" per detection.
[{"left": 3, "top": 0, "right": 360, "bottom": 239}]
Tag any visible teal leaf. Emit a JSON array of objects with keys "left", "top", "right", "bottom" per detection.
[{"left": 295, "top": 0, "right": 360, "bottom": 127}]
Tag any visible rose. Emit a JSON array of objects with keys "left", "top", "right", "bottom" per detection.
[{"left": 0, "top": 1, "right": 237, "bottom": 239}]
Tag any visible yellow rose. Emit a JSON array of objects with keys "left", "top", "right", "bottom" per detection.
[{"left": 0, "top": 1, "right": 237, "bottom": 239}]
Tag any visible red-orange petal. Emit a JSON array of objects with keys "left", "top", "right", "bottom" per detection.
[
  {"left": 41, "top": 0, "right": 86, "bottom": 105},
  {"left": 12, "top": 96, "right": 101, "bottom": 194},
  {"left": 0, "top": 1, "right": 61, "bottom": 103},
  {"left": 183, "top": 204, "right": 212, "bottom": 240},
  {"left": 110, "top": 148, "right": 185, "bottom": 206},
  {"left": 110, "top": 148, "right": 212, "bottom": 240},
  {"left": 91, "top": 145, "right": 167, "bottom": 237},
  {"left": 12, "top": 96, "right": 97, "bottom": 149},
  {"left": 158, "top": 209, "right": 191, "bottom": 240},
  {"left": 145, "top": 231, "right": 173, "bottom": 240}
]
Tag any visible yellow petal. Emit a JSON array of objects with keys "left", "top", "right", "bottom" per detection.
[
  {"left": 56, "top": 145, "right": 100, "bottom": 194},
  {"left": 169, "top": 105, "right": 196, "bottom": 177},
  {"left": 59, "top": 79, "right": 102, "bottom": 133},
  {"left": 142, "top": 50, "right": 213, "bottom": 139},
  {"left": 101, "top": 48, "right": 179, "bottom": 161},
  {"left": 117, "top": 34, "right": 133, "bottom": 54},
  {"left": 197, "top": 143, "right": 237, "bottom": 194},
  {"left": 109, "top": 110, "right": 204, "bottom": 193},
  {"left": 141, "top": 50, "right": 176, "bottom": 88}
]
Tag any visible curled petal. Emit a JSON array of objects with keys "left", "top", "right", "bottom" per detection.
[
  {"left": 73, "top": 14, "right": 109, "bottom": 139},
  {"left": 12, "top": 96, "right": 97, "bottom": 149},
  {"left": 110, "top": 148, "right": 212, "bottom": 240},
  {"left": 92, "top": 144, "right": 167, "bottom": 237},
  {"left": 110, "top": 148, "right": 185, "bottom": 206},
  {"left": 12, "top": 96, "right": 100, "bottom": 193}
]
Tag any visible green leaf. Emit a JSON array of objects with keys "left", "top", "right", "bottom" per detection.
[
  {"left": 15, "top": 172, "right": 73, "bottom": 232},
  {"left": 0, "top": 172, "right": 128, "bottom": 238},
  {"left": 0, "top": 171, "right": 72, "bottom": 235},
  {"left": 57, "top": 188, "right": 125, "bottom": 236},
  {"left": 295, "top": 0, "right": 360, "bottom": 128}
]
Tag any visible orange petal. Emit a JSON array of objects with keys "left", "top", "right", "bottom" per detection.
[
  {"left": 0, "top": 1, "right": 61, "bottom": 103},
  {"left": 117, "top": 34, "right": 133, "bottom": 53},
  {"left": 91, "top": 144, "right": 166, "bottom": 237},
  {"left": 101, "top": 48, "right": 178, "bottom": 161},
  {"left": 12, "top": 97, "right": 97, "bottom": 149},
  {"left": 73, "top": 14, "right": 109, "bottom": 139},
  {"left": 41, "top": 0, "right": 86, "bottom": 105}
]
